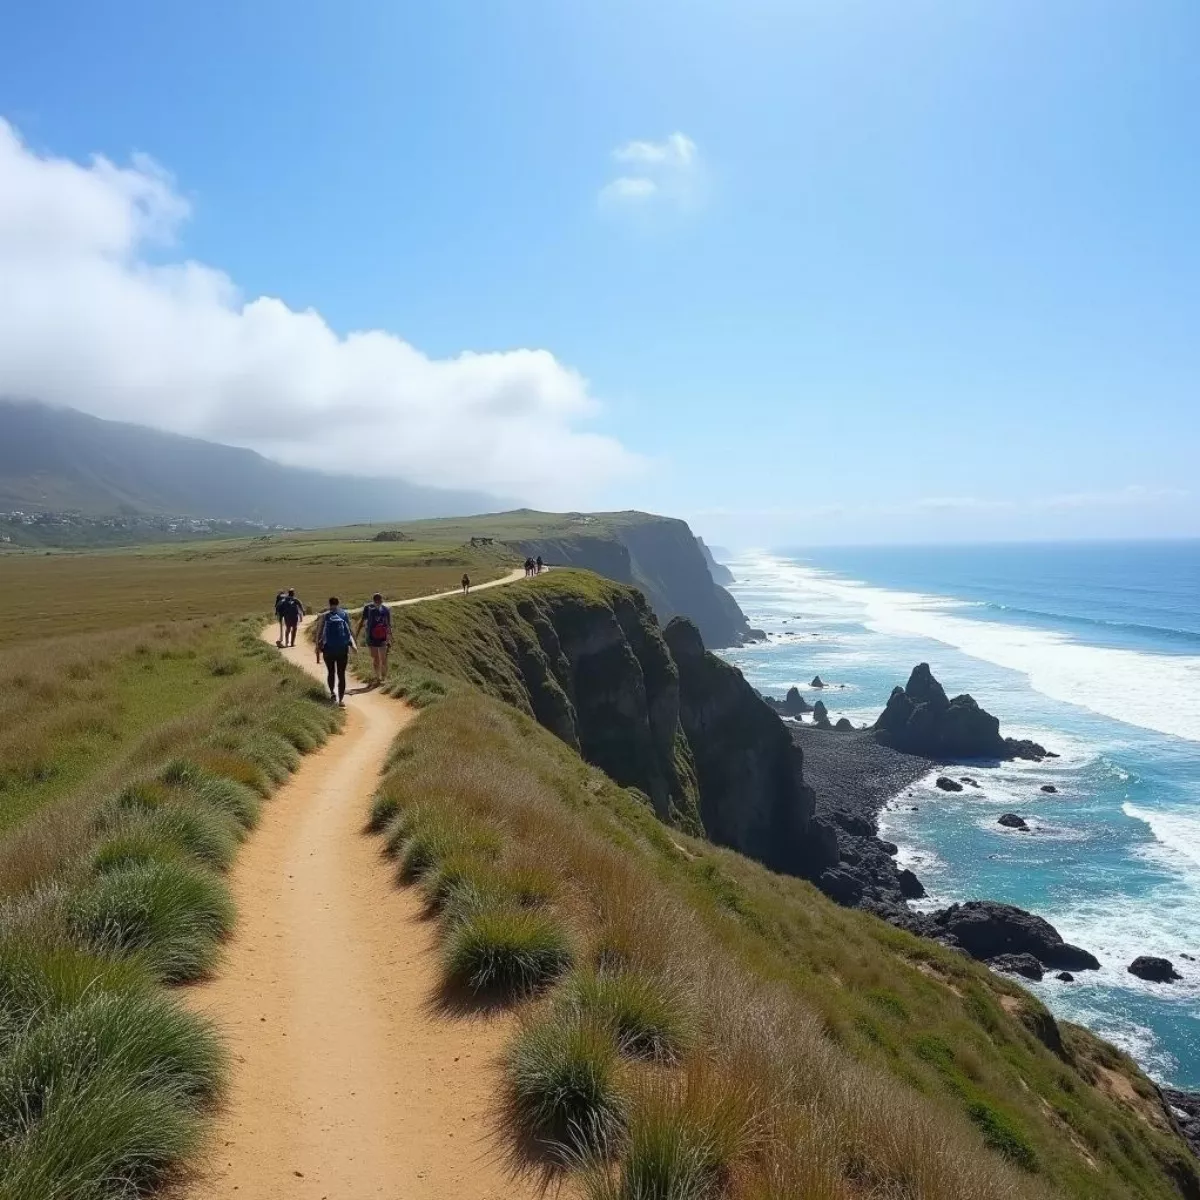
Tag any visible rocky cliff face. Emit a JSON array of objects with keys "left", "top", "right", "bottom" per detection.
[
  {"left": 399, "top": 574, "right": 834, "bottom": 880},
  {"left": 664, "top": 617, "right": 835, "bottom": 878},
  {"left": 510, "top": 513, "right": 750, "bottom": 648}
]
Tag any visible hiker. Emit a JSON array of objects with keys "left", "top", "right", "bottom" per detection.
[
  {"left": 273, "top": 591, "right": 287, "bottom": 646},
  {"left": 279, "top": 589, "right": 304, "bottom": 647},
  {"left": 461, "top": 573, "right": 471, "bottom": 594},
  {"left": 314, "top": 596, "right": 355, "bottom": 706},
  {"left": 524, "top": 556, "right": 534, "bottom": 578},
  {"left": 355, "top": 592, "right": 391, "bottom": 687},
  {"left": 535, "top": 555, "right": 544, "bottom": 575}
]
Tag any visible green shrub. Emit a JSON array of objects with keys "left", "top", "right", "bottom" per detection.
[
  {"left": 444, "top": 908, "right": 574, "bottom": 994},
  {"left": 0, "top": 937, "right": 150, "bottom": 1026},
  {"left": 399, "top": 824, "right": 463, "bottom": 882},
  {"left": 967, "top": 1100, "right": 1039, "bottom": 1172},
  {"left": 558, "top": 971, "right": 691, "bottom": 1061},
  {"left": 94, "top": 804, "right": 239, "bottom": 873},
  {"left": 66, "top": 861, "right": 235, "bottom": 983},
  {"left": 193, "top": 776, "right": 262, "bottom": 830},
  {"left": 593, "top": 1074, "right": 747, "bottom": 1200},
  {"left": 115, "top": 780, "right": 172, "bottom": 813},
  {"left": 508, "top": 1012, "right": 626, "bottom": 1154},
  {"left": 89, "top": 830, "right": 190, "bottom": 876},
  {"left": 368, "top": 789, "right": 402, "bottom": 833},
  {"left": 0, "top": 990, "right": 223, "bottom": 1137},
  {"left": 204, "top": 653, "right": 243, "bottom": 678},
  {"left": 0, "top": 1067, "right": 202, "bottom": 1199}
]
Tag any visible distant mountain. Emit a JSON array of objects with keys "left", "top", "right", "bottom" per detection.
[{"left": 0, "top": 401, "right": 502, "bottom": 527}]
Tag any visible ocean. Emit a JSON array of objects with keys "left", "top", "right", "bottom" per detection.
[{"left": 718, "top": 540, "right": 1200, "bottom": 1088}]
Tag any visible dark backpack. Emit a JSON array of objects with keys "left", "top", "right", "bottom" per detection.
[
  {"left": 322, "top": 609, "right": 351, "bottom": 651},
  {"left": 365, "top": 604, "right": 390, "bottom": 641},
  {"left": 280, "top": 596, "right": 301, "bottom": 621}
]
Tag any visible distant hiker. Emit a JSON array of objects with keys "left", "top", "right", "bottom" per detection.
[
  {"left": 461, "top": 573, "right": 471, "bottom": 594},
  {"left": 355, "top": 592, "right": 391, "bottom": 687},
  {"left": 279, "top": 589, "right": 304, "bottom": 647},
  {"left": 535, "top": 555, "right": 544, "bottom": 575},
  {"left": 524, "top": 557, "right": 535, "bottom": 578},
  {"left": 314, "top": 596, "right": 355, "bottom": 706},
  {"left": 274, "top": 591, "right": 287, "bottom": 647}
]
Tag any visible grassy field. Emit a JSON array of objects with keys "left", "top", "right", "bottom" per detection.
[{"left": 365, "top": 584, "right": 1200, "bottom": 1200}]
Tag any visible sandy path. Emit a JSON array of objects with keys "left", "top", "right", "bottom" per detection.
[{"left": 182, "top": 569, "right": 534, "bottom": 1200}]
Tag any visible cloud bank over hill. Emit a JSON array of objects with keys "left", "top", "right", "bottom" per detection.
[{"left": 0, "top": 120, "right": 639, "bottom": 506}]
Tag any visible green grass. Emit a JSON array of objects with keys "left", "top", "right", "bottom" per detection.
[
  {"left": 557, "top": 970, "right": 692, "bottom": 1062},
  {"left": 66, "top": 859, "right": 236, "bottom": 984},
  {"left": 508, "top": 1011, "right": 626, "bottom": 1155},
  {"left": 443, "top": 908, "right": 575, "bottom": 995}
]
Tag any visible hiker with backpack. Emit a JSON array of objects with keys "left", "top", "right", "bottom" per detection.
[
  {"left": 274, "top": 591, "right": 287, "bottom": 647},
  {"left": 314, "top": 596, "right": 356, "bottom": 706},
  {"left": 355, "top": 592, "right": 392, "bottom": 687},
  {"left": 461, "top": 573, "right": 471, "bottom": 594},
  {"left": 278, "top": 589, "right": 305, "bottom": 647}
]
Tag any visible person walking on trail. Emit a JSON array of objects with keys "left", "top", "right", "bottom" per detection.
[
  {"left": 273, "top": 591, "right": 287, "bottom": 647},
  {"left": 535, "top": 555, "right": 544, "bottom": 575},
  {"left": 461, "top": 573, "right": 471, "bottom": 594},
  {"left": 278, "top": 589, "right": 304, "bottom": 647},
  {"left": 314, "top": 596, "right": 355, "bottom": 706},
  {"left": 355, "top": 592, "right": 392, "bottom": 687}
]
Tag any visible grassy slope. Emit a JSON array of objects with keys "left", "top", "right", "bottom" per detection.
[{"left": 373, "top": 578, "right": 1198, "bottom": 1200}]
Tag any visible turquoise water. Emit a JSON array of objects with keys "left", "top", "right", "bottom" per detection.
[{"left": 719, "top": 541, "right": 1200, "bottom": 1088}]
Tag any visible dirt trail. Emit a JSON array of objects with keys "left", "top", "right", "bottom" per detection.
[{"left": 182, "top": 569, "right": 534, "bottom": 1200}]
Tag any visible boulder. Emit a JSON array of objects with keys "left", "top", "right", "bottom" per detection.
[
  {"left": 811, "top": 675, "right": 825, "bottom": 688},
  {"left": 812, "top": 700, "right": 832, "bottom": 729},
  {"left": 743, "top": 627, "right": 767, "bottom": 643},
  {"left": 936, "top": 776, "right": 964, "bottom": 792},
  {"left": 960, "top": 776, "right": 980, "bottom": 787},
  {"left": 761, "top": 685, "right": 811, "bottom": 716},
  {"left": 874, "top": 664, "right": 1051, "bottom": 761},
  {"left": 997, "top": 813, "right": 1029, "bottom": 830},
  {"left": 928, "top": 901, "right": 1100, "bottom": 971},
  {"left": 1163, "top": 1090, "right": 1200, "bottom": 1159},
  {"left": 989, "top": 953, "right": 1045, "bottom": 981},
  {"left": 834, "top": 717, "right": 854, "bottom": 732},
  {"left": 897, "top": 868, "right": 926, "bottom": 899},
  {"left": 1056, "top": 971, "right": 1074, "bottom": 982},
  {"left": 832, "top": 810, "right": 876, "bottom": 838},
  {"left": 1040, "top": 784, "right": 1058, "bottom": 794},
  {"left": 817, "top": 866, "right": 866, "bottom": 907},
  {"left": 1128, "top": 956, "right": 1182, "bottom": 983},
  {"left": 879, "top": 840, "right": 898, "bottom": 856}
]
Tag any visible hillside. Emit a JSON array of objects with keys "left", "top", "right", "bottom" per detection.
[
  {"left": 333, "top": 508, "right": 753, "bottom": 647},
  {"left": 0, "top": 400, "right": 500, "bottom": 527},
  {"left": 370, "top": 572, "right": 1200, "bottom": 1200}
]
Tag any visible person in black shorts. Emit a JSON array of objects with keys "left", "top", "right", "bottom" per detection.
[
  {"left": 461, "top": 573, "right": 471, "bottom": 594},
  {"left": 354, "top": 592, "right": 392, "bottom": 687},
  {"left": 278, "top": 589, "right": 304, "bottom": 647},
  {"left": 314, "top": 596, "right": 355, "bottom": 706}
]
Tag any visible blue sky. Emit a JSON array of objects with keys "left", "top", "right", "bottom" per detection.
[{"left": 1, "top": 1, "right": 1197, "bottom": 545}]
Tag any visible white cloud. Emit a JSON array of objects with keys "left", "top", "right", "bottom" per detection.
[
  {"left": 0, "top": 119, "right": 641, "bottom": 505},
  {"left": 613, "top": 132, "right": 697, "bottom": 169},
  {"left": 599, "top": 131, "right": 702, "bottom": 211},
  {"left": 598, "top": 177, "right": 659, "bottom": 206}
]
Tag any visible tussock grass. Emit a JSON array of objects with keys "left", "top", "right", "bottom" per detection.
[
  {"left": 558, "top": 970, "right": 691, "bottom": 1062},
  {"left": 66, "top": 860, "right": 236, "bottom": 983},
  {"left": 96, "top": 802, "right": 240, "bottom": 873},
  {"left": 508, "top": 1010, "right": 626, "bottom": 1156},
  {"left": 444, "top": 908, "right": 575, "bottom": 995}
]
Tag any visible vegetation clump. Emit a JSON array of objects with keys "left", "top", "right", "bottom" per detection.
[
  {"left": 557, "top": 970, "right": 691, "bottom": 1062},
  {"left": 508, "top": 1011, "right": 626, "bottom": 1156},
  {"left": 444, "top": 907, "right": 575, "bottom": 995}
]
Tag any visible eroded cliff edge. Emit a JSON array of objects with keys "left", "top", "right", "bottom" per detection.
[
  {"left": 389, "top": 571, "right": 836, "bottom": 879},
  {"left": 507, "top": 510, "right": 751, "bottom": 648}
]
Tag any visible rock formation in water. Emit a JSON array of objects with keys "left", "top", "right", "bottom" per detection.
[
  {"left": 874, "top": 663, "right": 1052, "bottom": 760},
  {"left": 1128, "top": 956, "right": 1182, "bottom": 983}
]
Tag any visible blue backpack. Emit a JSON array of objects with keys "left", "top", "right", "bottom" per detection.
[{"left": 322, "top": 609, "right": 351, "bottom": 651}]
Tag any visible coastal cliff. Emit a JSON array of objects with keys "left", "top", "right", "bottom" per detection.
[
  {"left": 387, "top": 572, "right": 834, "bottom": 876},
  {"left": 508, "top": 510, "right": 751, "bottom": 648}
]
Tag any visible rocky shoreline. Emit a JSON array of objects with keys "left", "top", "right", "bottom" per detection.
[{"left": 774, "top": 665, "right": 1103, "bottom": 984}]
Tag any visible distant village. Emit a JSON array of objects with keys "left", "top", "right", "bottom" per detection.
[{"left": 0, "top": 509, "right": 292, "bottom": 545}]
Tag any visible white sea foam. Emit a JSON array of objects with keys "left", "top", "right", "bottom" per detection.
[
  {"left": 738, "top": 555, "right": 1200, "bottom": 744},
  {"left": 1123, "top": 803, "right": 1200, "bottom": 871}
]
